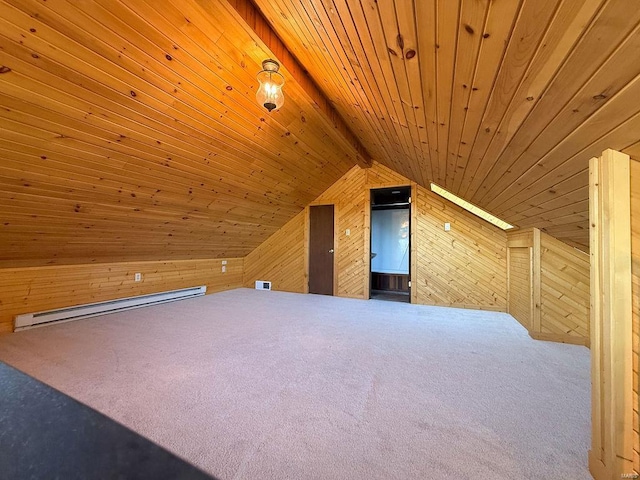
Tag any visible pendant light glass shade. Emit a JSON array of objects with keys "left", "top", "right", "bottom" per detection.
[{"left": 256, "top": 59, "right": 284, "bottom": 113}]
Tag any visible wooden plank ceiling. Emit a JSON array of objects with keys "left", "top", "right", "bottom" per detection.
[
  {"left": 0, "top": 0, "right": 364, "bottom": 266},
  {"left": 1, "top": 0, "right": 639, "bottom": 267},
  {"left": 252, "top": 0, "right": 640, "bottom": 250}
]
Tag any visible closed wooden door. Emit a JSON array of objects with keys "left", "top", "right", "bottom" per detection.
[{"left": 309, "top": 205, "right": 334, "bottom": 295}]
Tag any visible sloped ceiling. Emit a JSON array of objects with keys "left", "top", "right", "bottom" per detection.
[
  {"left": 1, "top": 0, "right": 639, "bottom": 267},
  {"left": 252, "top": 0, "right": 640, "bottom": 250},
  {"left": 0, "top": 0, "right": 363, "bottom": 266}
]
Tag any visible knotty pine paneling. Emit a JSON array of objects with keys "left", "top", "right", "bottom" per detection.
[
  {"left": 242, "top": 210, "right": 306, "bottom": 293},
  {"left": 243, "top": 166, "right": 369, "bottom": 298},
  {"left": 245, "top": 162, "right": 509, "bottom": 310},
  {"left": 414, "top": 184, "right": 508, "bottom": 311},
  {"left": 508, "top": 247, "right": 532, "bottom": 330},
  {"left": 539, "top": 232, "right": 590, "bottom": 341},
  {"left": 5, "top": 0, "right": 640, "bottom": 266},
  {"left": 365, "top": 161, "right": 412, "bottom": 187},
  {"left": 631, "top": 158, "right": 640, "bottom": 470},
  {"left": 253, "top": 0, "right": 640, "bottom": 251},
  {"left": 506, "top": 227, "right": 589, "bottom": 346},
  {"left": 589, "top": 149, "right": 635, "bottom": 477},
  {"left": 0, "top": 258, "right": 242, "bottom": 333},
  {"left": 0, "top": 0, "right": 359, "bottom": 266},
  {"left": 313, "top": 166, "right": 368, "bottom": 299}
]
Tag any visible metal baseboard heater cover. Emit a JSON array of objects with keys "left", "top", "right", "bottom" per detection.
[{"left": 14, "top": 286, "right": 207, "bottom": 331}]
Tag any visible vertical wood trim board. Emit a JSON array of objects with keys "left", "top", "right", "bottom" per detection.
[
  {"left": 630, "top": 158, "right": 640, "bottom": 473},
  {"left": 0, "top": 258, "right": 243, "bottom": 333},
  {"left": 590, "top": 154, "right": 604, "bottom": 469},
  {"left": 244, "top": 162, "right": 508, "bottom": 310},
  {"left": 589, "top": 149, "right": 634, "bottom": 480},
  {"left": 532, "top": 229, "right": 542, "bottom": 334},
  {"left": 363, "top": 187, "right": 372, "bottom": 300},
  {"left": 410, "top": 183, "right": 419, "bottom": 305}
]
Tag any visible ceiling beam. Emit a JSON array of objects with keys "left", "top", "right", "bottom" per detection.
[{"left": 224, "top": 0, "right": 373, "bottom": 168}]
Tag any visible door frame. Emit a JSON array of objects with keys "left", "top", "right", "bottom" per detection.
[
  {"left": 365, "top": 182, "right": 417, "bottom": 303},
  {"left": 304, "top": 203, "right": 337, "bottom": 296}
]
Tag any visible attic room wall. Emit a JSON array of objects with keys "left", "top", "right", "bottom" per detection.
[
  {"left": 506, "top": 228, "right": 590, "bottom": 346},
  {"left": 414, "top": 179, "right": 507, "bottom": 310},
  {"left": 539, "top": 233, "right": 590, "bottom": 343},
  {"left": 243, "top": 165, "right": 368, "bottom": 298},
  {"left": 244, "top": 162, "right": 508, "bottom": 311},
  {"left": 506, "top": 229, "right": 535, "bottom": 331},
  {"left": 0, "top": 258, "right": 243, "bottom": 334},
  {"left": 243, "top": 211, "right": 307, "bottom": 294}
]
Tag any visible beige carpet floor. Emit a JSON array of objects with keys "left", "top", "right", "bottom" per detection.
[{"left": 0, "top": 288, "right": 592, "bottom": 480}]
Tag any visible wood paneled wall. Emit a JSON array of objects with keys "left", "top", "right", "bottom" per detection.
[
  {"left": 414, "top": 181, "right": 507, "bottom": 311},
  {"left": 0, "top": 258, "right": 243, "bottom": 333},
  {"left": 243, "top": 165, "right": 372, "bottom": 298},
  {"left": 631, "top": 158, "right": 640, "bottom": 472},
  {"left": 244, "top": 162, "right": 508, "bottom": 311},
  {"left": 313, "top": 166, "right": 368, "bottom": 299},
  {"left": 242, "top": 211, "right": 306, "bottom": 293},
  {"left": 507, "top": 229, "right": 539, "bottom": 334},
  {"left": 540, "top": 233, "right": 590, "bottom": 341},
  {"left": 508, "top": 247, "right": 532, "bottom": 330},
  {"left": 506, "top": 228, "right": 589, "bottom": 346}
]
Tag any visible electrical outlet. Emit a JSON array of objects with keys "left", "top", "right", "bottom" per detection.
[
  {"left": 221, "top": 266, "right": 226, "bottom": 273},
  {"left": 444, "top": 222, "right": 451, "bottom": 232},
  {"left": 345, "top": 228, "right": 351, "bottom": 236},
  {"left": 134, "top": 273, "right": 142, "bottom": 282},
  {"left": 221, "top": 260, "right": 227, "bottom": 265}
]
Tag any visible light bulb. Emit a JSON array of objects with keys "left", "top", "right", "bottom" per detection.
[{"left": 256, "top": 60, "right": 284, "bottom": 112}]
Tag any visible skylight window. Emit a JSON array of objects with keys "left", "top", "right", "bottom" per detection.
[{"left": 430, "top": 183, "right": 515, "bottom": 230}]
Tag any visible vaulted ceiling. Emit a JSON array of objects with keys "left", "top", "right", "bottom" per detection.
[
  {"left": 1, "top": 0, "right": 639, "bottom": 266},
  {"left": 252, "top": 0, "right": 640, "bottom": 250},
  {"left": 0, "top": 0, "right": 361, "bottom": 266}
]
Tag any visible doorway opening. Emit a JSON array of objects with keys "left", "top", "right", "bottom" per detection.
[{"left": 370, "top": 187, "right": 411, "bottom": 303}]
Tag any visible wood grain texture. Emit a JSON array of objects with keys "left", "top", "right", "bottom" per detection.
[
  {"left": 588, "top": 150, "right": 634, "bottom": 479},
  {"left": 3, "top": 0, "right": 640, "bottom": 267},
  {"left": 539, "top": 232, "right": 590, "bottom": 342},
  {"left": 313, "top": 166, "right": 368, "bottom": 299},
  {"left": 508, "top": 247, "right": 532, "bottom": 330},
  {"left": 414, "top": 184, "right": 508, "bottom": 311},
  {"left": 242, "top": 210, "right": 306, "bottom": 293},
  {"left": 0, "top": 0, "right": 358, "bottom": 266},
  {"left": 630, "top": 158, "right": 639, "bottom": 472},
  {"left": 0, "top": 258, "right": 243, "bottom": 333},
  {"left": 507, "top": 227, "right": 589, "bottom": 346},
  {"left": 245, "top": 162, "right": 508, "bottom": 310},
  {"left": 253, "top": 0, "right": 640, "bottom": 250},
  {"left": 225, "top": 0, "right": 371, "bottom": 166}
]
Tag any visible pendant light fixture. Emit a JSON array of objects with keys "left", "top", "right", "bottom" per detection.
[{"left": 256, "top": 59, "right": 284, "bottom": 113}]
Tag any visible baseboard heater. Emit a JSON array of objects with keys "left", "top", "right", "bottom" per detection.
[{"left": 14, "top": 286, "right": 207, "bottom": 331}]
